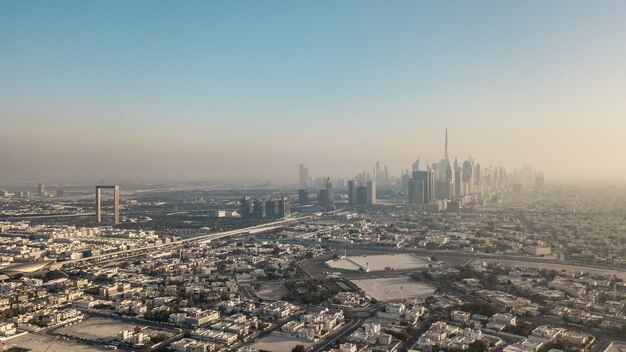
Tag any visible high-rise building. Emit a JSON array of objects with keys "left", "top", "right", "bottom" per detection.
[
  {"left": 412, "top": 158, "right": 420, "bottom": 172},
  {"left": 445, "top": 163, "right": 453, "bottom": 183},
  {"left": 347, "top": 180, "right": 359, "bottom": 205},
  {"left": 408, "top": 178, "right": 425, "bottom": 204},
  {"left": 325, "top": 177, "right": 334, "bottom": 205},
  {"left": 474, "top": 163, "right": 482, "bottom": 196},
  {"left": 298, "top": 189, "right": 309, "bottom": 205},
  {"left": 253, "top": 199, "right": 266, "bottom": 218},
  {"left": 412, "top": 170, "right": 434, "bottom": 203},
  {"left": 356, "top": 185, "right": 367, "bottom": 205},
  {"left": 38, "top": 183, "right": 47, "bottom": 197},
  {"left": 265, "top": 199, "right": 278, "bottom": 217},
  {"left": 240, "top": 197, "right": 253, "bottom": 218},
  {"left": 347, "top": 178, "right": 376, "bottom": 206},
  {"left": 401, "top": 171, "right": 410, "bottom": 194},
  {"left": 277, "top": 197, "right": 290, "bottom": 218},
  {"left": 96, "top": 185, "right": 120, "bottom": 225},
  {"left": 534, "top": 173, "right": 545, "bottom": 193},
  {"left": 241, "top": 197, "right": 289, "bottom": 219},
  {"left": 454, "top": 168, "right": 462, "bottom": 198},
  {"left": 462, "top": 160, "right": 474, "bottom": 195},
  {"left": 375, "top": 161, "right": 382, "bottom": 184},
  {"left": 317, "top": 189, "right": 328, "bottom": 207},
  {"left": 435, "top": 180, "right": 452, "bottom": 200},
  {"left": 522, "top": 164, "right": 534, "bottom": 187},
  {"left": 444, "top": 127, "right": 449, "bottom": 161},
  {"left": 366, "top": 180, "right": 376, "bottom": 205},
  {"left": 299, "top": 164, "right": 310, "bottom": 188}
]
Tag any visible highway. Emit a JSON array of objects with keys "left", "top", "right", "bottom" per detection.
[
  {"left": 54, "top": 214, "right": 316, "bottom": 270},
  {"left": 279, "top": 239, "right": 626, "bottom": 279},
  {"left": 306, "top": 303, "right": 390, "bottom": 352}
]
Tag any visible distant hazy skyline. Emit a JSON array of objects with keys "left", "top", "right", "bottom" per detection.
[{"left": 2, "top": 1, "right": 626, "bottom": 183}]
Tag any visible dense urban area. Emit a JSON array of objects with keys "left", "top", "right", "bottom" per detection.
[{"left": 0, "top": 159, "right": 625, "bottom": 352}]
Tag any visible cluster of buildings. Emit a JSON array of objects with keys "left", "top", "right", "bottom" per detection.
[
  {"left": 0, "top": 177, "right": 625, "bottom": 352},
  {"left": 0, "top": 183, "right": 61, "bottom": 199},
  {"left": 412, "top": 321, "right": 489, "bottom": 352},
  {"left": 239, "top": 197, "right": 290, "bottom": 219},
  {"left": 276, "top": 307, "right": 345, "bottom": 342},
  {"left": 0, "top": 221, "right": 174, "bottom": 265},
  {"left": 503, "top": 326, "right": 594, "bottom": 352},
  {"left": 347, "top": 179, "right": 376, "bottom": 206}
]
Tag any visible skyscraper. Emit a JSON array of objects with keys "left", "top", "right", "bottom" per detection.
[
  {"left": 277, "top": 197, "right": 290, "bottom": 218},
  {"left": 253, "top": 199, "right": 266, "bottom": 218},
  {"left": 299, "top": 164, "right": 309, "bottom": 188},
  {"left": 444, "top": 127, "right": 449, "bottom": 161},
  {"left": 412, "top": 170, "right": 434, "bottom": 203},
  {"left": 356, "top": 185, "right": 367, "bottom": 205},
  {"left": 401, "top": 170, "right": 410, "bottom": 194},
  {"left": 325, "top": 177, "right": 334, "bottom": 205},
  {"left": 412, "top": 157, "right": 420, "bottom": 172},
  {"left": 454, "top": 168, "right": 462, "bottom": 198},
  {"left": 347, "top": 180, "right": 359, "bottom": 205},
  {"left": 366, "top": 180, "right": 376, "bottom": 205},
  {"left": 384, "top": 165, "right": 389, "bottom": 184},
  {"left": 375, "top": 161, "right": 382, "bottom": 183},
  {"left": 408, "top": 178, "right": 425, "bottom": 204},
  {"left": 462, "top": 159, "right": 474, "bottom": 195},
  {"left": 240, "top": 197, "right": 253, "bottom": 218},
  {"left": 38, "top": 183, "right": 47, "bottom": 197},
  {"left": 317, "top": 189, "right": 328, "bottom": 206},
  {"left": 298, "top": 189, "right": 309, "bottom": 205}
]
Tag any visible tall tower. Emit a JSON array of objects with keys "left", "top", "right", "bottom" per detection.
[
  {"left": 96, "top": 185, "right": 120, "bottom": 225},
  {"left": 299, "top": 164, "right": 309, "bottom": 188},
  {"left": 366, "top": 180, "right": 376, "bottom": 205},
  {"left": 444, "top": 127, "right": 449, "bottom": 161}
]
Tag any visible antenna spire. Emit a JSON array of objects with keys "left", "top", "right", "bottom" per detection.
[{"left": 445, "top": 127, "right": 449, "bottom": 161}]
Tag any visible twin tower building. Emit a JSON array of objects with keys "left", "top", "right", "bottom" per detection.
[{"left": 347, "top": 179, "right": 377, "bottom": 206}]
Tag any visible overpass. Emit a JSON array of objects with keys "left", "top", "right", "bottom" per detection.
[{"left": 53, "top": 214, "right": 317, "bottom": 270}]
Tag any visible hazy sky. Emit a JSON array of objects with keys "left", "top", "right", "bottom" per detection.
[{"left": 1, "top": 1, "right": 626, "bottom": 183}]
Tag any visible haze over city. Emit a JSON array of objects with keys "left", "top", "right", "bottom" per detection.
[
  {"left": 2, "top": 1, "right": 626, "bottom": 183},
  {"left": 3, "top": 2, "right": 626, "bottom": 352}
]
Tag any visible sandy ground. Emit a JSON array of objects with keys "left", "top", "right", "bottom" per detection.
[
  {"left": 250, "top": 335, "right": 314, "bottom": 352},
  {"left": 327, "top": 254, "right": 432, "bottom": 271},
  {"left": 325, "top": 259, "right": 361, "bottom": 271},
  {"left": 256, "top": 282, "right": 289, "bottom": 301},
  {"left": 7, "top": 333, "right": 108, "bottom": 352},
  {"left": 350, "top": 277, "right": 435, "bottom": 301},
  {"left": 479, "top": 259, "right": 626, "bottom": 280},
  {"left": 54, "top": 317, "right": 139, "bottom": 341}
]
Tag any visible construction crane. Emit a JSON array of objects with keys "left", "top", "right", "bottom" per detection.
[{"left": 42, "top": 336, "right": 60, "bottom": 352}]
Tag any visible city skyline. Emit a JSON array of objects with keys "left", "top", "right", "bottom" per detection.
[
  {"left": 2, "top": 1, "right": 626, "bottom": 183},
  {"left": 2, "top": 2, "right": 626, "bottom": 351}
]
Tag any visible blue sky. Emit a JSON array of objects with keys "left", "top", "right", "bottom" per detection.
[{"left": 1, "top": 1, "right": 626, "bottom": 182}]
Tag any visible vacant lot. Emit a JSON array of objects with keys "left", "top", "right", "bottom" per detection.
[
  {"left": 351, "top": 276, "right": 435, "bottom": 301},
  {"left": 250, "top": 335, "right": 314, "bottom": 352},
  {"left": 256, "top": 281, "right": 289, "bottom": 301},
  {"left": 55, "top": 317, "right": 140, "bottom": 341},
  {"left": 8, "top": 333, "right": 107, "bottom": 352},
  {"left": 326, "top": 254, "right": 434, "bottom": 272}
]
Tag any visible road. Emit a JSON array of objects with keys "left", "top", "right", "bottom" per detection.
[
  {"left": 52, "top": 214, "right": 316, "bottom": 270},
  {"left": 397, "top": 315, "right": 434, "bottom": 351},
  {"left": 307, "top": 304, "right": 390, "bottom": 352},
  {"left": 282, "top": 239, "right": 626, "bottom": 279}
]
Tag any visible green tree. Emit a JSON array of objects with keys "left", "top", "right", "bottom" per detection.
[{"left": 292, "top": 345, "right": 306, "bottom": 352}]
